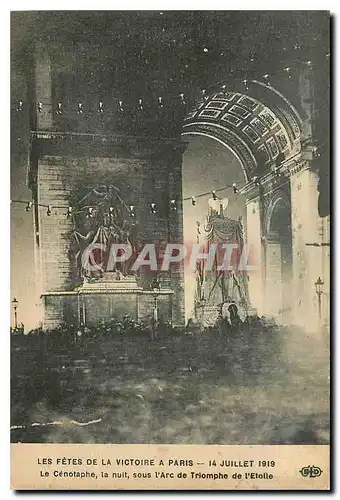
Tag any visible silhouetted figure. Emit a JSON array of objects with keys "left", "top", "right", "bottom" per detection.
[{"left": 151, "top": 275, "right": 160, "bottom": 290}]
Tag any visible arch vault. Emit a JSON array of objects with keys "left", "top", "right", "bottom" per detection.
[{"left": 181, "top": 77, "right": 323, "bottom": 328}]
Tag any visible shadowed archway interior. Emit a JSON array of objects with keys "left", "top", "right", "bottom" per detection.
[
  {"left": 181, "top": 81, "right": 300, "bottom": 323},
  {"left": 181, "top": 134, "right": 247, "bottom": 320}
]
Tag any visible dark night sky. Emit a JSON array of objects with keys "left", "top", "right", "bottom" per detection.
[{"left": 10, "top": 11, "right": 330, "bottom": 329}]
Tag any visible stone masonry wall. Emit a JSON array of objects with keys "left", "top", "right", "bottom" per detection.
[{"left": 37, "top": 142, "right": 185, "bottom": 327}]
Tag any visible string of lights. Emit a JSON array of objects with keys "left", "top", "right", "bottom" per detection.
[
  {"left": 183, "top": 183, "right": 242, "bottom": 205},
  {"left": 206, "top": 57, "right": 326, "bottom": 95},
  {"left": 11, "top": 42, "right": 328, "bottom": 218},
  {"left": 12, "top": 50, "right": 330, "bottom": 115},
  {"left": 13, "top": 95, "right": 187, "bottom": 114}
]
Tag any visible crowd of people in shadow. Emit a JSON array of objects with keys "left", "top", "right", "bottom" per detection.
[
  {"left": 11, "top": 305, "right": 328, "bottom": 446},
  {"left": 12, "top": 315, "right": 183, "bottom": 351},
  {"left": 11, "top": 306, "right": 279, "bottom": 355}
]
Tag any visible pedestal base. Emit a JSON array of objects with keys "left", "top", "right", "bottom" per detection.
[{"left": 42, "top": 279, "right": 176, "bottom": 330}]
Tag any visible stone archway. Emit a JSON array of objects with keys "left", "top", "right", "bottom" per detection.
[{"left": 181, "top": 79, "right": 303, "bottom": 322}]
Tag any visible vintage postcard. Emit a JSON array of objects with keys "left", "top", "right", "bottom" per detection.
[{"left": 10, "top": 10, "right": 330, "bottom": 490}]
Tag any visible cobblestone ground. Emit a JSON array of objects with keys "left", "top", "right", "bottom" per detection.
[{"left": 11, "top": 321, "right": 330, "bottom": 444}]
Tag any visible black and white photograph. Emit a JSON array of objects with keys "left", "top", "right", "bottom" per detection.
[{"left": 10, "top": 10, "right": 330, "bottom": 490}]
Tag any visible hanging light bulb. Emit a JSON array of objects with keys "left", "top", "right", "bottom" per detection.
[
  {"left": 158, "top": 96, "right": 163, "bottom": 108},
  {"left": 201, "top": 89, "right": 208, "bottom": 101},
  {"left": 87, "top": 207, "right": 94, "bottom": 218},
  {"left": 118, "top": 101, "right": 124, "bottom": 113},
  {"left": 98, "top": 101, "right": 104, "bottom": 113},
  {"left": 284, "top": 67, "right": 292, "bottom": 80},
  {"left": 138, "top": 98, "right": 143, "bottom": 110},
  {"left": 17, "top": 100, "right": 23, "bottom": 112},
  {"left": 232, "top": 183, "right": 239, "bottom": 194},
  {"left": 77, "top": 102, "right": 83, "bottom": 114},
  {"left": 263, "top": 74, "right": 271, "bottom": 86},
  {"left": 109, "top": 206, "right": 114, "bottom": 217},
  {"left": 212, "top": 190, "right": 217, "bottom": 200},
  {"left": 66, "top": 206, "right": 72, "bottom": 218},
  {"left": 129, "top": 205, "right": 136, "bottom": 217},
  {"left": 56, "top": 102, "right": 63, "bottom": 114},
  {"left": 37, "top": 102, "right": 43, "bottom": 113},
  {"left": 46, "top": 205, "right": 52, "bottom": 216},
  {"left": 221, "top": 84, "right": 227, "bottom": 94},
  {"left": 191, "top": 196, "right": 196, "bottom": 206},
  {"left": 25, "top": 201, "right": 33, "bottom": 212},
  {"left": 242, "top": 78, "right": 249, "bottom": 90},
  {"left": 150, "top": 203, "right": 157, "bottom": 214},
  {"left": 180, "top": 93, "right": 186, "bottom": 106},
  {"left": 170, "top": 199, "right": 177, "bottom": 211},
  {"left": 196, "top": 221, "right": 201, "bottom": 234}
]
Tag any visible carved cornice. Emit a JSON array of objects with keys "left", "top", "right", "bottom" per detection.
[
  {"left": 289, "top": 159, "right": 310, "bottom": 176},
  {"left": 30, "top": 130, "right": 187, "bottom": 161},
  {"left": 240, "top": 164, "right": 290, "bottom": 201},
  {"left": 28, "top": 130, "right": 188, "bottom": 189}
]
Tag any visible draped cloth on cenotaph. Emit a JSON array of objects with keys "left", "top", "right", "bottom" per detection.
[{"left": 194, "top": 198, "right": 250, "bottom": 326}]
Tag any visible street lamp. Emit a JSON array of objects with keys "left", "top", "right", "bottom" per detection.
[
  {"left": 151, "top": 289, "right": 159, "bottom": 340},
  {"left": 12, "top": 297, "right": 18, "bottom": 329},
  {"left": 152, "top": 289, "right": 159, "bottom": 321},
  {"left": 200, "top": 297, "right": 206, "bottom": 307},
  {"left": 314, "top": 277, "right": 324, "bottom": 319}
]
